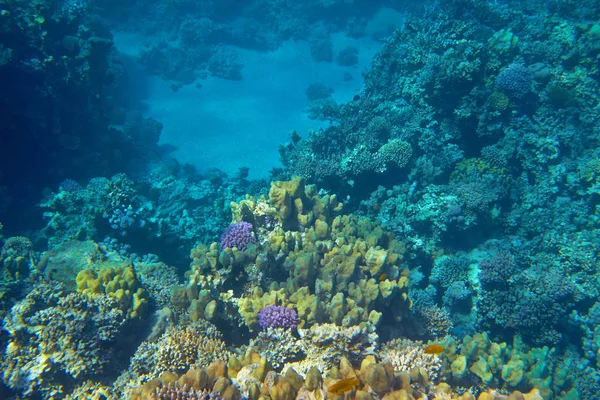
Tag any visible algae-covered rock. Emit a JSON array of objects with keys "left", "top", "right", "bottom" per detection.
[
  {"left": 284, "top": 368, "right": 304, "bottom": 392},
  {"left": 269, "top": 376, "right": 296, "bottom": 400}
]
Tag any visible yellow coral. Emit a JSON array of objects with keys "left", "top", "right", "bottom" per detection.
[{"left": 75, "top": 264, "right": 148, "bottom": 319}]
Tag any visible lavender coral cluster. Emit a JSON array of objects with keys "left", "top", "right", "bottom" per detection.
[
  {"left": 495, "top": 63, "right": 533, "bottom": 100},
  {"left": 258, "top": 305, "right": 298, "bottom": 330},
  {"left": 219, "top": 221, "right": 257, "bottom": 251}
]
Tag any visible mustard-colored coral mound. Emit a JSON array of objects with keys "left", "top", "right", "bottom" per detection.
[
  {"left": 185, "top": 178, "right": 410, "bottom": 333},
  {"left": 76, "top": 264, "right": 149, "bottom": 319},
  {"left": 129, "top": 356, "right": 544, "bottom": 400}
]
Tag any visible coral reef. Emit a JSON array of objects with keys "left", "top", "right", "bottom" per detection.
[
  {"left": 0, "top": 236, "right": 36, "bottom": 281},
  {"left": 38, "top": 164, "right": 266, "bottom": 264},
  {"left": 1, "top": 0, "right": 600, "bottom": 399},
  {"left": 441, "top": 332, "right": 576, "bottom": 398},
  {"left": 114, "top": 320, "right": 231, "bottom": 397},
  {"left": 183, "top": 178, "right": 410, "bottom": 337},
  {"left": 131, "top": 357, "right": 545, "bottom": 400}
]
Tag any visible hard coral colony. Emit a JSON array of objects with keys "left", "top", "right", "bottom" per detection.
[{"left": 0, "top": 0, "right": 599, "bottom": 399}]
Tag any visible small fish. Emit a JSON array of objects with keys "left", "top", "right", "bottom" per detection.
[
  {"left": 379, "top": 273, "right": 388, "bottom": 281},
  {"left": 424, "top": 344, "right": 444, "bottom": 354},
  {"left": 327, "top": 377, "right": 360, "bottom": 395}
]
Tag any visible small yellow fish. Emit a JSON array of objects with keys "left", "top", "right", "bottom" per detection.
[
  {"left": 327, "top": 377, "right": 360, "bottom": 395},
  {"left": 424, "top": 344, "right": 444, "bottom": 354},
  {"left": 379, "top": 273, "right": 388, "bottom": 281}
]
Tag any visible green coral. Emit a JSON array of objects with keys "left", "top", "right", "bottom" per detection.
[
  {"left": 442, "top": 332, "right": 574, "bottom": 398},
  {"left": 377, "top": 139, "right": 413, "bottom": 169}
]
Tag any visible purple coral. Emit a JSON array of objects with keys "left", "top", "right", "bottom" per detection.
[
  {"left": 495, "top": 63, "right": 533, "bottom": 99},
  {"left": 219, "top": 221, "right": 257, "bottom": 251},
  {"left": 258, "top": 305, "right": 298, "bottom": 330}
]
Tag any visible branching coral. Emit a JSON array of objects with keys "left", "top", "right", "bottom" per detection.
[
  {"left": 127, "top": 320, "right": 231, "bottom": 384},
  {"left": 378, "top": 338, "right": 443, "bottom": 383},
  {"left": 297, "top": 323, "right": 379, "bottom": 369},
  {"left": 249, "top": 327, "right": 304, "bottom": 370}
]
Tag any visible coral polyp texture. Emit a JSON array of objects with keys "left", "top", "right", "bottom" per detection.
[
  {"left": 258, "top": 304, "right": 298, "bottom": 330},
  {"left": 220, "top": 221, "right": 257, "bottom": 251}
]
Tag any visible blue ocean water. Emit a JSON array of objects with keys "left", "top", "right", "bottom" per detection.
[{"left": 0, "top": 0, "right": 599, "bottom": 398}]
